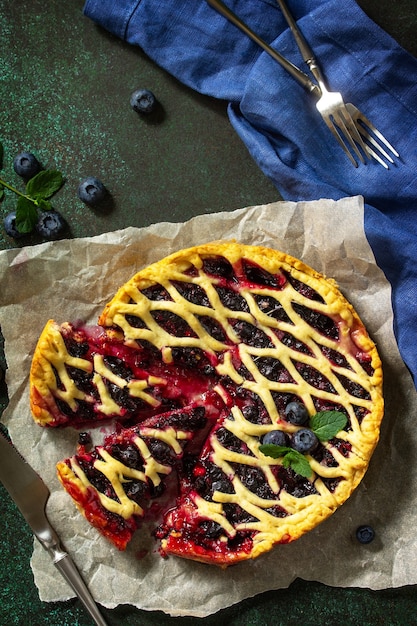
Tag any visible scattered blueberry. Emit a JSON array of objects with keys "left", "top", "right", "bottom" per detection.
[
  {"left": 261, "top": 429, "right": 288, "bottom": 447},
  {"left": 285, "top": 401, "right": 309, "bottom": 425},
  {"left": 13, "top": 152, "right": 41, "bottom": 179},
  {"left": 36, "top": 210, "right": 66, "bottom": 239},
  {"left": 78, "top": 432, "right": 92, "bottom": 446},
  {"left": 291, "top": 428, "right": 319, "bottom": 454},
  {"left": 356, "top": 525, "right": 375, "bottom": 544},
  {"left": 130, "top": 88, "right": 157, "bottom": 114},
  {"left": 3, "top": 211, "right": 25, "bottom": 238},
  {"left": 77, "top": 176, "right": 107, "bottom": 206}
]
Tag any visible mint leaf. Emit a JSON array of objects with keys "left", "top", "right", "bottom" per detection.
[
  {"left": 281, "top": 450, "right": 312, "bottom": 478},
  {"left": 259, "top": 444, "right": 290, "bottom": 459},
  {"left": 309, "top": 411, "right": 347, "bottom": 442},
  {"left": 26, "top": 170, "right": 64, "bottom": 199},
  {"left": 260, "top": 444, "right": 312, "bottom": 478},
  {"left": 15, "top": 196, "right": 38, "bottom": 233},
  {"left": 36, "top": 198, "right": 53, "bottom": 211}
]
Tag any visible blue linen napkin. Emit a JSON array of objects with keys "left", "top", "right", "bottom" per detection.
[{"left": 83, "top": 0, "right": 417, "bottom": 385}]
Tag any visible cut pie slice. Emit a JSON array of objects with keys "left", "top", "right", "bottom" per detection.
[
  {"left": 30, "top": 241, "right": 384, "bottom": 565},
  {"left": 30, "top": 320, "right": 215, "bottom": 428},
  {"left": 57, "top": 396, "right": 224, "bottom": 550}
]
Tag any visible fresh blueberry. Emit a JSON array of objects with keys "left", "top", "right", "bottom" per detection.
[
  {"left": 356, "top": 525, "right": 375, "bottom": 544},
  {"left": 291, "top": 428, "right": 319, "bottom": 454},
  {"left": 13, "top": 152, "right": 41, "bottom": 179},
  {"left": 77, "top": 176, "right": 107, "bottom": 206},
  {"left": 261, "top": 430, "right": 288, "bottom": 447},
  {"left": 285, "top": 401, "right": 309, "bottom": 425},
  {"left": 3, "top": 211, "right": 25, "bottom": 238},
  {"left": 78, "top": 432, "right": 92, "bottom": 446},
  {"left": 130, "top": 88, "right": 157, "bottom": 114},
  {"left": 36, "top": 211, "right": 66, "bottom": 239}
]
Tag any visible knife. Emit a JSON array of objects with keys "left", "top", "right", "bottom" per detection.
[{"left": 0, "top": 428, "right": 108, "bottom": 626}]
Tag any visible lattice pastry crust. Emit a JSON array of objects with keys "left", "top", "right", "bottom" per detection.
[{"left": 30, "top": 242, "right": 383, "bottom": 566}]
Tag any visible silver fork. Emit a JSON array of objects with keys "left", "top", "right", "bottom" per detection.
[
  {"left": 206, "top": 0, "right": 399, "bottom": 167},
  {"left": 275, "top": 0, "right": 399, "bottom": 168}
]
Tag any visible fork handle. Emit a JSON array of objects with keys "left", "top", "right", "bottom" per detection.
[
  {"left": 276, "top": 0, "right": 326, "bottom": 86},
  {"left": 206, "top": 0, "right": 319, "bottom": 95}
]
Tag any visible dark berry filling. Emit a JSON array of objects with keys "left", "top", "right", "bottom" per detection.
[
  {"left": 77, "top": 455, "right": 119, "bottom": 500},
  {"left": 125, "top": 314, "right": 147, "bottom": 329},
  {"left": 124, "top": 480, "right": 148, "bottom": 503},
  {"left": 233, "top": 464, "right": 276, "bottom": 499},
  {"left": 107, "top": 383, "right": 147, "bottom": 414},
  {"left": 256, "top": 357, "right": 294, "bottom": 383},
  {"left": 102, "top": 356, "right": 133, "bottom": 380},
  {"left": 172, "top": 281, "right": 211, "bottom": 307},
  {"left": 65, "top": 338, "right": 90, "bottom": 358},
  {"left": 231, "top": 320, "right": 274, "bottom": 348},
  {"left": 276, "top": 466, "right": 318, "bottom": 498},
  {"left": 254, "top": 294, "right": 293, "bottom": 323},
  {"left": 321, "top": 477, "right": 343, "bottom": 493},
  {"left": 167, "top": 406, "right": 208, "bottom": 430},
  {"left": 276, "top": 330, "right": 312, "bottom": 355},
  {"left": 284, "top": 271, "right": 325, "bottom": 302},
  {"left": 294, "top": 362, "right": 336, "bottom": 393},
  {"left": 352, "top": 405, "right": 369, "bottom": 424},
  {"left": 202, "top": 256, "right": 236, "bottom": 281},
  {"left": 292, "top": 303, "right": 339, "bottom": 339},
  {"left": 215, "top": 425, "right": 248, "bottom": 454},
  {"left": 242, "top": 259, "right": 285, "bottom": 288},
  {"left": 319, "top": 345, "right": 351, "bottom": 368},
  {"left": 197, "top": 315, "right": 228, "bottom": 342},
  {"left": 111, "top": 443, "right": 144, "bottom": 469},
  {"left": 193, "top": 461, "right": 234, "bottom": 500},
  {"left": 66, "top": 366, "right": 96, "bottom": 395},
  {"left": 151, "top": 310, "right": 197, "bottom": 337},
  {"left": 140, "top": 284, "right": 172, "bottom": 301},
  {"left": 223, "top": 503, "right": 258, "bottom": 524},
  {"left": 170, "top": 346, "right": 216, "bottom": 375},
  {"left": 215, "top": 286, "right": 249, "bottom": 312},
  {"left": 336, "top": 374, "right": 371, "bottom": 400}
]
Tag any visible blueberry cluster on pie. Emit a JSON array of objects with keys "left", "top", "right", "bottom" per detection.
[{"left": 30, "top": 242, "right": 383, "bottom": 566}]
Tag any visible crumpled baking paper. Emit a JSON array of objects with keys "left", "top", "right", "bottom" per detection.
[{"left": 1, "top": 196, "right": 416, "bottom": 617}]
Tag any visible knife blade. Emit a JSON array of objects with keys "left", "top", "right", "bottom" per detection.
[{"left": 0, "top": 428, "right": 108, "bottom": 626}]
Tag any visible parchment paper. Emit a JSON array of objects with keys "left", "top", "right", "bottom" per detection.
[{"left": 1, "top": 196, "right": 416, "bottom": 617}]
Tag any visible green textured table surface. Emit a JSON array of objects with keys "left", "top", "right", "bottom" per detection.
[{"left": 1, "top": 1, "right": 416, "bottom": 624}]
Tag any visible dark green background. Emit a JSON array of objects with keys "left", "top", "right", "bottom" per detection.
[{"left": 1, "top": 1, "right": 416, "bottom": 624}]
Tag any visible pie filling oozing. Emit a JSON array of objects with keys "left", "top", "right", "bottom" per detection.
[{"left": 30, "top": 242, "right": 384, "bottom": 566}]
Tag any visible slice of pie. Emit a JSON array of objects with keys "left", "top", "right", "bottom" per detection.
[
  {"left": 56, "top": 397, "right": 223, "bottom": 550},
  {"left": 30, "top": 242, "right": 383, "bottom": 566}
]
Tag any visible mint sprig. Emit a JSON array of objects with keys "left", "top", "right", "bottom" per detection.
[
  {"left": 0, "top": 142, "right": 64, "bottom": 234},
  {"left": 259, "top": 410, "right": 348, "bottom": 478}
]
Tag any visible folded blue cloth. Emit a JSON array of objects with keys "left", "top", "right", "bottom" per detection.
[{"left": 83, "top": 0, "right": 417, "bottom": 385}]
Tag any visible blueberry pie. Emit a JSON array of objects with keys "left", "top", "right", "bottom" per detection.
[{"left": 30, "top": 242, "right": 383, "bottom": 565}]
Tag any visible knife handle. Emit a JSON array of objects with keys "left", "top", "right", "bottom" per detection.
[
  {"left": 54, "top": 553, "right": 108, "bottom": 626},
  {"left": 38, "top": 525, "right": 108, "bottom": 626}
]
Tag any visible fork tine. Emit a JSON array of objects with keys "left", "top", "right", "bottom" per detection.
[
  {"left": 345, "top": 103, "right": 400, "bottom": 160},
  {"left": 363, "top": 144, "right": 390, "bottom": 169},
  {"left": 331, "top": 111, "right": 368, "bottom": 165},
  {"left": 358, "top": 114, "right": 399, "bottom": 158},
  {"left": 337, "top": 108, "right": 371, "bottom": 162},
  {"left": 356, "top": 126, "right": 393, "bottom": 167},
  {"left": 321, "top": 116, "right": 359, "bottom": 167}
]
